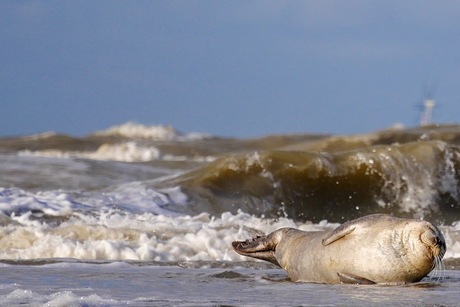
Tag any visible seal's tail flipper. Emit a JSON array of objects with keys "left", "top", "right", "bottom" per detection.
[
  {"left": 232, "top": 228, "right": 291, "bottom": 267},
  {"left": 232, "top": 237, "right": 280, "bottom": 267}
]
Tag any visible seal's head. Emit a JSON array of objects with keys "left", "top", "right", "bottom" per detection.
[
  {"left": 401, "top": 220, "right": 446, "bottom": 278},
  {"left": 419, "top": 222, "right": 446, "bottom": 263}
]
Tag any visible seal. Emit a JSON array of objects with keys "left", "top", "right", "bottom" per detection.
[{"left": 232, "top": 214, "right": 446, "bottom": 284}]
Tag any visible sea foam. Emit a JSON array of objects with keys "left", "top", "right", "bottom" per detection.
[
  {"left": 19, "top": 141, "right": 215, "bottom": 163},
  {"left": 19, "top": 142, "right": 161, "bottom": 162},
  {"left": 0, "top": 186, "right": 332, "bottom": 261},
  {"left": 2, "top": 187, "right": 458, "bottom": 261}
]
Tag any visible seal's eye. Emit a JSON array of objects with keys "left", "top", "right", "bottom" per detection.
[
  {"left": 420, "top": 226, "right": 446, "bottom": 258},
  {"left": 420, "top": 229, "right": 440, "bottom": 247}
]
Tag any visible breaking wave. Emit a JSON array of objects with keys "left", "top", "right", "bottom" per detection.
[{"left": 91, "top": 122, "right": 209, "bottom": 141}]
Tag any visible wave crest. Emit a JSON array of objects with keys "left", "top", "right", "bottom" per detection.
[{"left": 91, "top": 122, "right": 208, "bottom": 141}]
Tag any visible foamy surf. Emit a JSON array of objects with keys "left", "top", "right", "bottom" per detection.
[
  {"left": 18, "top": 142, "right": 216, "bottom": 163},
  {"left": 19, "top": 142, "right": 162, "bottom": 162},
  {"left": 0, "top": 186, "right": 330, "bottom": 261},
  {"left": 0, "top": 186, "right": 459, "bottom": 262}
]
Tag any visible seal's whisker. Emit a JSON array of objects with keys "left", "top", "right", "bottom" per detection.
[
  {"left": 429, "top": 255, "right": 445, "bottom": 282},
  {"left": 437, "top": 255, "right": 446, "bottom": 280}
]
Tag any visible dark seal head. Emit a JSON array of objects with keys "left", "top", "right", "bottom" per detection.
[{"left": 232, "top": 214, "right": 446, "bottom": 284}]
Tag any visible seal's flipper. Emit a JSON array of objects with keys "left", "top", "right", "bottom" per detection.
[
  {"left": 232, "top": 228, "right": 291, "bottom": 267},
  {"left": 322, "top": 214, "right": 393, "bottom": 246},
  {"left": 322, "top": 224, "right": 356, "bottom": 246},
  {"left": 337, "top": 272, "right": 375, "bottom": 285}
]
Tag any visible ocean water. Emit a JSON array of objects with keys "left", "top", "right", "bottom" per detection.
[{"left": 1, "top": 122, "right": 460, "bottom": 306}]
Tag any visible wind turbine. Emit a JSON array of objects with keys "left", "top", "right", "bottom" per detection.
[{"left": 419, "top": 86, "right": 436, "bottom": 126}]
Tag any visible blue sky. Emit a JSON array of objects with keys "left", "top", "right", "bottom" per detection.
[{"left": 1, "top": 1, "right": 460, "bottom": 138}]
